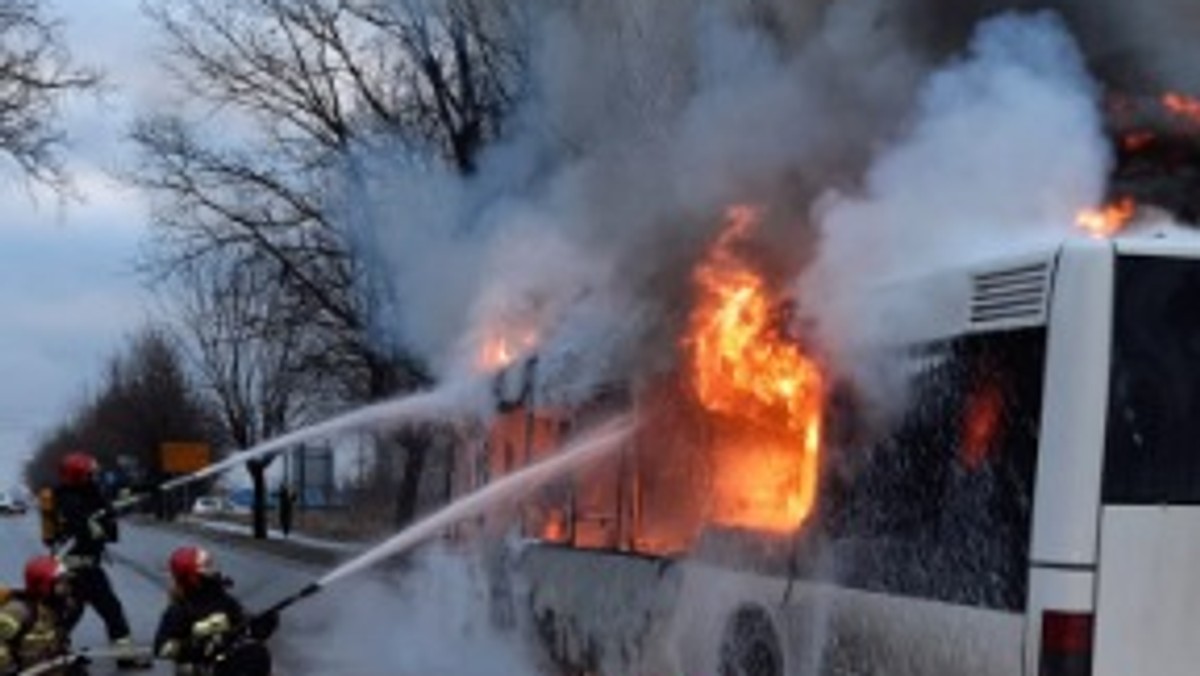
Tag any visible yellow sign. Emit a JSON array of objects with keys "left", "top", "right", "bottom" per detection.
[{"left": 160, "top": 442, "right": 212, "bottom": 474}]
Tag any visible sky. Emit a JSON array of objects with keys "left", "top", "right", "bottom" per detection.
[{"left": 0, "top": 0, "right": 156, "bottom": 486}]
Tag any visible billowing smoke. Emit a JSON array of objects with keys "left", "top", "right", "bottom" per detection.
[
  {"left": 1028, "top": 0, "right": 1200, "bottom": 97},
  {"left": 358, "top": 0, "right": 924, "bottom": 395},
  {"left": 353, "top": 1, "right": 1125, "bottom": 417},
  {"left": 840, "top": 0, "right": 1200, "bottom": 99},
  {"left": 800, "top": 10, "right": 1109, "bottom": 411}
]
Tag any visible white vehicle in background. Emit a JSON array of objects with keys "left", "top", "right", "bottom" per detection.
[
  {"left": 459, "top": 224, "right": 1200, "bottom": 676},
  {"left": 190, "top": 495, "right": 231, "bottom": 516},
  {"left": 0, "top": 490, "right": 26, "bottom": 515}
]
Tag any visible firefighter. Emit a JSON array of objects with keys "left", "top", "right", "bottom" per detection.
[
  {"left": 0, "top": 556, "right": 82, "bottom": 675},
  {"left": 45, "top": 451, "right": 147, "bottom": 669},
  {"left": 154, "top": 546, "right": 277, "bottom": 676}
]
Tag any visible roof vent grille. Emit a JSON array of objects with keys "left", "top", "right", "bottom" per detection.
[{"left": 970, "top": 261, "right": 1051, "bottom": 326}]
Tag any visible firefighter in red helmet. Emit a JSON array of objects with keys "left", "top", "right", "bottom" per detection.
[
  {"left": 0, "top": 555, "right": 82, "bottom": 674},
  {"left": 57, "top": 453, "right": 97, "bottom": 488},
  {"left": 44, "top": 451, "right": 148, "bottom": 669},
  {"left": 154, "top": 546, "right": 276, "bottom": 676}
]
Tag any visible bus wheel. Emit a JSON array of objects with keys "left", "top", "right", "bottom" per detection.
[{"left": 718, "top": 606, "right": 784, "bottom": 676}]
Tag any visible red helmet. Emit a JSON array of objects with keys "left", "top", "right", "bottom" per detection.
[
  {"left": 24, "top": 556, "right": 67, "bottom": 599},
  {"left": 169, "top": 546, "right": 218, "bottom": 591},
  {"left": 59, "top": 452, "right": 99, "bottom": 486}
]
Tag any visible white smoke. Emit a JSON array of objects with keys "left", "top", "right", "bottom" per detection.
[
  {"left": 340, "top": 154, "right": 480, "bottom": 377},
  {"left": 800, "top": 10, "right": 1110, "bottom": 403},
  {"left": 280, "top": 545, "right": 541, "bottom": 676}
]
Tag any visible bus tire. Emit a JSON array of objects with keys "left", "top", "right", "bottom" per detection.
[{"left": 718, "top": 605, "right": 784, "bottom": 676}]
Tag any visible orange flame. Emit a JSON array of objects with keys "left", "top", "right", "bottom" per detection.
[
  {"left": 1076, "top": 198, "right": 1135, "bottom": 239},
  {"left": 961, "top": 385, "right": 1003, "bottom": 471},
  {"left": 1162, "top": 92, "right": 1200, "bottom": 125},
  {"left": 684, "top": 205, "right": 825, "bottom": 533}
]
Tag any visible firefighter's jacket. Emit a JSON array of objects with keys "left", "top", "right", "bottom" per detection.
[
  {"left": 0, "top": 590, "right": 76, "bottom": 675},
  {"left": 154, "top": 579, "right": 249, "bottom": 668},
  {"left": 51, "top": 484, "right": 118, "bottom": 562}
]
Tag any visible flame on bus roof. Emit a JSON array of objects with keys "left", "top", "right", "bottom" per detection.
[{"left": 1076, "top": 197, "right": 1135, "bottom": 239}]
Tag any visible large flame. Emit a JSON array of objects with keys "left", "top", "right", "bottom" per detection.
[
  {"left": 1076, "top": 197, "right": 1135, "bottom": 239},
  {"left": 684, "top": 206, "right": 825, "bottom": 533}
]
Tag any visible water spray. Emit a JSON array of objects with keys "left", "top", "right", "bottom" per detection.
[
  {"left": 51, "top": 378, "right": 488, "bottom": 538},
  {"left": 249, "top": 415, "right": 635, "bottom": 620},
  {"left": 160, "top": 381, "right": 480, "bottom": 492}
]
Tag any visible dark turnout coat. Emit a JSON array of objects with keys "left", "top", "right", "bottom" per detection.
[
  {"left": 154, "top": 578, "right": 274, "bottom": 676},
  {"left": 52, "top": 484, "right": 117, "bottom": 559}
]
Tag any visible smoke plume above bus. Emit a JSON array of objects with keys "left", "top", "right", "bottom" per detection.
[{"left": 353, "top": 2, "right": 1128, "bottom": 418}]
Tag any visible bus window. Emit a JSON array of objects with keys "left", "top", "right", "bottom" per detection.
[
  {"left": 825, "top": 328, "right": 1046, "bottom": 611},
  {"left": 1105, "top": 256, "right": 1200, "bottom": 504}
]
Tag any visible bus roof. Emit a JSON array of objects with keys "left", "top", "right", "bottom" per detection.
[
  {"left": 1112, "top": 221, "right": 1200, "bottom": 258},
  {"left": 840, "top": 238, "right": 1064, "bottom": 348},
  {"left": 840, "top": 222, "right": 1200, "bottom": 348}
]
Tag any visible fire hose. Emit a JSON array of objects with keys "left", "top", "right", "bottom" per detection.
[{"left": 236, "top": 416, "right": 635, "bottom": 630}]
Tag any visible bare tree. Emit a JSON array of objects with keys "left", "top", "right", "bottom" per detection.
[
  {"left": 145, "top": 0, "right": 521, "bottom": 169},
  {"left": 131, "top": 114, "right": 393, "bottom": 393},
  {"left": 348, "top": 0, "right": 526, "bottom": 173},
  {"left": 131, "top": 0, "right": 525, "bottom": 525},
  {"left": 131, "top": 0, "right": 430, "bottom": 398},
  {"left": 169, "top": 252, "right": 323, "bottom": 536},
  {"left": 0, "top": 0, "right": 98, "bottom": 187},
  {"left": 24, "top": 326, "right": 217, "bottom": 491}
]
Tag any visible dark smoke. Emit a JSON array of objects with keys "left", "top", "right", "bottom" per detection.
[{"left": 866, "top": 0, "right": 1200, "bottom": 97}]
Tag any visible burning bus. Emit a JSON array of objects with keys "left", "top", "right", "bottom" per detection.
[
  {"left": 415, "top": 10, "right": 1200, "bottom": 675},
  {"left": 429, "top": 70, "right": 1200, "bottom": 676},
  {"left": 452, "top": 192, "right": 1200, "bottom": 676}
]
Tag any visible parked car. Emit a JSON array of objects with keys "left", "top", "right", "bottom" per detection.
[
  {"left": 0, "top": 491, "right": 27, "bottom": 515},
  {"left": 228, "top": 488, "right": 275, "bottom": 512},
  {"left": 190, "top": 496, "right": 230, "bottom": 515}
]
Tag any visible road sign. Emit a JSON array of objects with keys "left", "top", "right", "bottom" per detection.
[{"left": 160, "top": 441, "right": 211, "bottom": 474}]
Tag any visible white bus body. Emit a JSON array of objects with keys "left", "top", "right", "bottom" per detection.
[{"left": 471, "top": 226, "right": 1200, "bottom": 676}]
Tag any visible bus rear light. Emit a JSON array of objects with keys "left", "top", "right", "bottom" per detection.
[{"left": 1039, "top": 611, "right": 1094, "bottom": 676}]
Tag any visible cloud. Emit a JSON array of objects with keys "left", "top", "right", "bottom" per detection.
[{"left": 0, "top": 198, "right": 149, "bottom": 482}]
